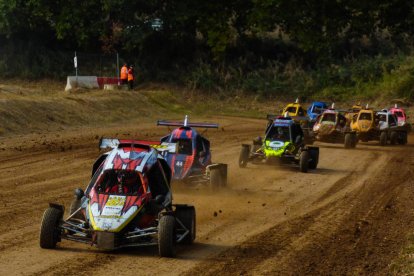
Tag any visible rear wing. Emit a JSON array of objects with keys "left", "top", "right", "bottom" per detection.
[
  {"left": 266, "top": 114, "right": 309, "bottom": 122},
  {"left": 157, "top": 115, "right": 219, "bottom": 129},
  {"left": 99, "top": 138, "right": 177, "bottom": 153},
  {"left": 157, "top": 121, "right": 218, "bottom": 128}
]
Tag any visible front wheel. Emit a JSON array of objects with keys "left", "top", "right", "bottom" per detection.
[
  {"left": 299, "top": 151, "right": 309, "bottom": 173},
  {"left": 158, "top": 215, "right": 176, "bottom": 258},
  {"left": 39, "top": 207, "right": 62, "bottom": 249}
]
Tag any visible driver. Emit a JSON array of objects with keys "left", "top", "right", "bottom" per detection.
[
  {"left": 178, "top": 140, "right": 192, "bottom": 155},
  {"left": 105, "top": 171, "right": 135, "bottom": 194},
  {"left": 272, "top": 127, "right": 285, "bottom": 140}
]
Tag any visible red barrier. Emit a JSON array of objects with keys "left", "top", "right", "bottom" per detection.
[{"left": 97, "top": 77, "right": 119, "bottom": 88}]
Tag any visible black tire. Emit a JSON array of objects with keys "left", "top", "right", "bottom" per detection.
[
  {"left": 209, "top": 167, "right": 222, "bottom": 190},
  {"left": 397, "top": 132, "right": 407, "bottom": 145},
  {"left": 351, "top": 134, "right": 358, "bottom": 148},
  {"left": 401, "top": 132, "right": 408, "bottom": 145},
  {"left": 344, "top": 133, "right": 352, "bottom": 149},
  {"left": 390, "top": 131, "right": 398, "bottom": 145},
  {"left": 158, "top": 215, "right": 176, "bottom": 257},
  {"left": 299, "top": 151, "right": 309, "bottom": 173},
  {"left": 238, "top": 146, "right": 250, "bottom": 168},
  {"left": 69, "top": 199, "right": 83, "bottom": 219},
  {"left": 308, "top": 150, "right": 319, "bottom": 170},
  {"left": 175, "top": 206, "right": 196, "bottom": 244},
  {"left": 220, "top": 164, "right": 228, "bottom": 187},
  {"left": 380, "top": 132, "right": 387, "bottom": 146},
  {"left": 39, "top": 207, "right": 62, "bottom": 249}
]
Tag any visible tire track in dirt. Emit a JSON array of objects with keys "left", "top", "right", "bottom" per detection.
[
  {"left": 31, "top": 252, "right": 116, "bottom": 276},
  {"left": 0, "top": 141, "right": 98, "bottom": 254},
  {"left": 185, "top": 149, "right": 414, "bottom": 275},
  {"left": 270, "top": 155, "right": 414, "bottom": 275},
  {"left": 313, "top": 150, "right": 379, "bottom": 204}
]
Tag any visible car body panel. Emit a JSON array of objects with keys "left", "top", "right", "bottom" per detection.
[
  {"left": 313, "top": 109, "right": 349, "bottom": 143},
  {"left": 282, "top": 103, "right": 307, "bottom": 117},
  {"left": 351, "top": 109, "right": 376, "bottom": 134},
  {"left": 389, "top": 106, "right": 408, "bottom": 126},
  {"left": 239, "top": 116, "right": 319, "bottom": 172},
  {"left": 161, "top": 127, "right": 212, "bottom": 180},
  {"left": 307, "top": 102, "right": 328, "bottom": 121},
  {"left": 86, "top": 143, "right": 169, "bottom": 232},
  {"left": 157, "top": 117, "right": 219, "bottom": 182}
]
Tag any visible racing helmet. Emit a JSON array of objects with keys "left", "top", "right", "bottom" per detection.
[
  {"left": 116, "top": 171, "right": 137, "bottom": 194},
  {"left": 117, "top": 171, "right": 126, "bottom": 184},
  {"left": 118, "top": 171, "right": 136, "bottom": 185}
]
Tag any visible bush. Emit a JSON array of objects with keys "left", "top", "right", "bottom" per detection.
[{"left": 2, "top": 35, "right": 414, "bottom": 102}]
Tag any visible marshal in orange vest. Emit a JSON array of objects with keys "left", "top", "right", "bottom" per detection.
[{"left": 120, "top": 64, "right": 128, "bottom": 84}]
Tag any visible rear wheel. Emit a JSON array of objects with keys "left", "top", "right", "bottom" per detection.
[
  {"left": 308, "top": 150, "right": 319, "bottom": 170},
  {"left": 39, "top": 207, "right": 62, "bottom": 249},
  {"left": 344, "top": 133, "right": 352, "bottom": 148},
  {"left": 209, "top": 167, "right": 223, "bottom": 190},
  {"left": 351, "top": 134, "right": 358, "bottom": 148},
  {"left": 219, "top": 164, "right": 227, "bottom": 187},
  {"left": 404, "top": 133, "right": 408, "bottom": 145},
  {"left": 380, "top": 132, "right": 387, "bottom": 146},
  {"left": 390, "top": 131, "right": 398, "bottom": 145},
  {"left": 400, "top": 132, "right": 408, "bottom": 145},
  {"left": 158, "top": 215, "right": 176, "bottom": 257},
  {"left": 238, "top": 145, "right": 250, "bottom": 168},
  {"left": 299, "top": 151, "right": 309, "bottom": 173},
  {"left": 175, "top": 206, "right": 196, "bottom": 244}
]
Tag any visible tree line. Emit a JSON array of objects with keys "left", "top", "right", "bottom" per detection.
[{"left": 0, "top": 0, "right": 413, "bottom": 85}]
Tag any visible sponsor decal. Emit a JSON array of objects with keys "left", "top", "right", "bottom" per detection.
[
  {"left": 269, "top": 141, "right": 285, "bottom": 149},
  {"left": 102, "top": 195, "right": 125, "bottom": 217},
  {"left": 106, "top": 195, "right": 126, "bottom": 207}
]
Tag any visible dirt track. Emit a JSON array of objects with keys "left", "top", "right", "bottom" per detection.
[{"left": 0, "top": 116, "right": 414, "bottom": 275}]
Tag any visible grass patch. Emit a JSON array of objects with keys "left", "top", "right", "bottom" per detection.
[{"left": 141, "top": 90, "right": 190, "bottom": 114}]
